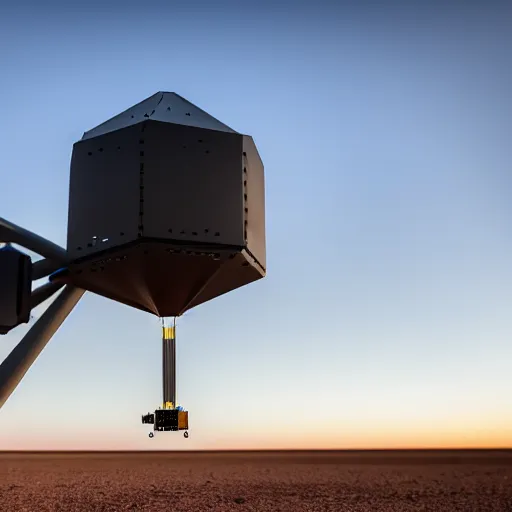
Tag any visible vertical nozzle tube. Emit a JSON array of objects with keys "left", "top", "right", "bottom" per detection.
[{"left": 162, "top": 324, "right": 176, "bottom": 409}]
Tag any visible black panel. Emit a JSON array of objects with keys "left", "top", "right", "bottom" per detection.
[
  {"left": 155, "top": 409, "right": 179, "bottom": 431},
  {"left": 141, "top": 413, "right": 155, "bottom": 424},
  {"left": 67, "top": 125, "right": 142, "bottom": 261},
  {"left": 243, "top": 135, "right": 266, "bottom": 271},
  {"left": 17, "top": 256, "right": 32, "bottom": 324},
  {"left": 0, "top": 247, "right": 32, "bottom": 334},
  {"left": 143, "top": 122, "right": 244, "bottom": 247}
]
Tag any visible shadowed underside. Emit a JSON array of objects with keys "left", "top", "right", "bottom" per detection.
[{"left": 54, "top": 241, "right": 263, "bottom": 316}]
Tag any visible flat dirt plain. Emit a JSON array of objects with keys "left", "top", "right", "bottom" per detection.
[{"left": 0, "top": 450, "right": 511, "bottom": 511}]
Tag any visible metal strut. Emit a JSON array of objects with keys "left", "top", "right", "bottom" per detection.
[
  {"left": 0, "top": 285, "right": 85, "bottom": 409},
  {"left": 0, "top": 217, "right": 67, "bottom": 263},
  {"left": 0, "top": 216, "right": 68, "bottom": 281},
  {"left": 162, "top": 317, "right": 176, "bottom": 409}
]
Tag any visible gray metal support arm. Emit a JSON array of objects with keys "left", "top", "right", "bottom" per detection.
[
  {"left": 0, "top": 217, "right": 67, "bottom": 262},
  {"left": 32, "top": 258, "right": 65, "bottom": 281},
  {"left": 30, "top": 281, "right": 65, "bottom": 310},
  {"left": 0, "top": 285, "right": 85, "bottom": 409}
]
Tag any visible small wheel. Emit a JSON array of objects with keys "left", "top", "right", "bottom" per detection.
[
  {"left": 149, "top": 432, "right": 154, "bottom": 438},
  {"left": 184, "top": 431, "right": 189, "bottom": 439}
]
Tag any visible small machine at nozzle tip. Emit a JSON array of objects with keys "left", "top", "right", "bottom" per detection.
[{"left": 141, "top": 319, "right": 189, "bottom": 439}]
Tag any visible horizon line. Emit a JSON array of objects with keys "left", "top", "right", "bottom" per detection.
[{"left": 1, "top": 448, "right": 511, "bottom": 454}]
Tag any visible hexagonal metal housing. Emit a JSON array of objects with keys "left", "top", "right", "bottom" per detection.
[{"left": 62, "top": 92, "right": 265, "bottom": 316}]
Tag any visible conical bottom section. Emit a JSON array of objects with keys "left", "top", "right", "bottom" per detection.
[{"left": 57, "top": 241, "right": 263, "bottom": 316}]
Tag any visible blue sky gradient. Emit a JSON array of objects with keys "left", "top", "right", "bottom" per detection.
[{"left": 0, "top": 0, "right": 511, "bottom": 449}]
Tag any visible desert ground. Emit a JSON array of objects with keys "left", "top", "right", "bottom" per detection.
[{"left": 0, "top": 450, "right": 511, "bottom": 511}]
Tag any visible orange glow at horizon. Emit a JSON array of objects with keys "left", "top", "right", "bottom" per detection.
[{"left": 2, "top": 421, "right": 511, "bottom": 451}]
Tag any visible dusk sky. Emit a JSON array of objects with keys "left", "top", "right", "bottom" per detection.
[{"left": 1, "top": 1, "right": 511, "bottom": 450}]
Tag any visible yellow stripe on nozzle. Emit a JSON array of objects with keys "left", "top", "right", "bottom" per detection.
[{"left": 163, "top": 326, "right": 175, "bottom": 340}]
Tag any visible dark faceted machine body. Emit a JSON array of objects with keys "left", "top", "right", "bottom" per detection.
[
  {"left": 0, "top": 92, "right": 266, "bottom": 438},
  {"left": 61, "top": 92, "right": 265, "bottom": 316}
]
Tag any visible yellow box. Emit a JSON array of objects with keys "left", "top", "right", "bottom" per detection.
[{"left": 178, "top": 411, "right": 188, "bottom": 430}]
